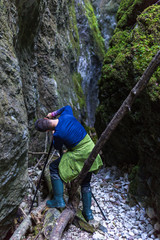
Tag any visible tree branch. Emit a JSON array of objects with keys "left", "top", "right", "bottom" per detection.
[{"left": 70, "top": 50, "right": 160, "bottom": 198}]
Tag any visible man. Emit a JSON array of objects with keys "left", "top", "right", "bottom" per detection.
[{"left": 35, "top": 105, "right": 103, "bottom": 221}]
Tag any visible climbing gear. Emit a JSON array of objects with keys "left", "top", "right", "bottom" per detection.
[
  {"left": 29, "top": 136, "right": 53, "bottom": 213},
  {"left": 46, "top": 179, "right": 66, "bottom": 208},
  {"left": 91, "top": 192, "right": 107, "bottom": 221},
  {"left": 81, "top": 187, "right": 94, "bottom": 221}
]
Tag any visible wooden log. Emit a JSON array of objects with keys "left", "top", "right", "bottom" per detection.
[
  {"left": 49, "top": 192, "right": 80, "bottom": 240},
  {"left": 43, "top": 208, "right": 61, "bottom": 239},
  {"left": 44, "top": 164, "right": 53, "bottom": 197},
  {"left": 10, "top": 200, "right": 47, "bottom": 240},
  {"left": 49, "top": 207, "right": 75, "bottom": 240},
  {"left": 10, "top": 215, "right": 32, "bottom": 240}
]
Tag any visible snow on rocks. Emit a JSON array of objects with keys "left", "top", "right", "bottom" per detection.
[{"left": 62, "top": 166, "right": 160, "bottom": 240}]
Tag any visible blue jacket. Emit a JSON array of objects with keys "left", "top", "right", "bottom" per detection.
[{"left": 52, "top": 106, "right": 87, "bottom": 150}]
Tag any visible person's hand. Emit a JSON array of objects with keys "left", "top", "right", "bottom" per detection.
[{"left": 46, "top": 112, "right": 53, "bottom": 119}]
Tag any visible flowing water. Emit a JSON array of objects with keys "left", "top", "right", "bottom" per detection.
[{"left": 75, "top": 0, "right": 119, "bottom": 126}]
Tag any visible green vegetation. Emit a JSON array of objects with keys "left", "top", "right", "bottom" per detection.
[
  {"left": 72, "top": 72, "right": 86, "bottom": 109},
  {"left": 68, "top": 0, "right": 80, "bottom": 56},
  {"left": 84, "top": 0, "right": 105, "bottom": 60},
  {"left": 116, "top": 0, "right": 147, "bottom": 29},
  {"left": 95, "top": 2, "right": 160, "bottom": 168},
  {"left": 133, "top": 6, "right": 160, "bottom": 101}
]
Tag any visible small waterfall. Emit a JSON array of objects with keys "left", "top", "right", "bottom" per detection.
[
  {"left": 91, "top": 0, "right": 120, "bottom": 48},
  {"left": 74, "top": 0, "right": 102, "bottom": 126},
  {"left": 78, "top": 48, "right": 102, "bottom": 126},
  {"left": 74, "top": 0, "right": 119, "bottom": 126}
]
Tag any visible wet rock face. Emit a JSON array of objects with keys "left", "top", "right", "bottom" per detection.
[
  {"left": 0, "top": 0, "right": 75, "bottom": 237},
  {"left": 0, "top": 0, "right": 117, "bottom": 238},
  {"left": 91, "top": 0, "right": 121, "bottom": 48},
  {"left": 0, "top": 1, "right": 29, "bottom": 237},
  {"left": 15, "top": 0, "right": 84, "bottom": 150}
]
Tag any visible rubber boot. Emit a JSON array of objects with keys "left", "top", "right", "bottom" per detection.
[
  {"left": 81, "top": 188, "right": 94, "bottom": 221},
  {"left": 46, "top": 179, "right": 65, "bottom": 208}
]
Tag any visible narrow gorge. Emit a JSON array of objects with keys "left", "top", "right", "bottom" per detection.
[{"left": 0, "top": 0, "right": 160, "bottom": 239}]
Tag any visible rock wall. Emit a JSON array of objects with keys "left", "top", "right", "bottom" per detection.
[
  {"left": 0, "top": 1, "right": 29, "bottom": 237},
  {"left": 0, "top": 0, "right": 76, "bottom": 238},
  {"left": 0, "top": 0, "right": 108, "bottom": 238},
  {"left": 15, "top": 0, "right": 82, "bottom": 152},
  {"left": 95, "top": 0, "right": 160, "bottom": 219}
]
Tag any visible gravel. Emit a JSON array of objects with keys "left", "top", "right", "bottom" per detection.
[{"left": 61, "top": 166, "right": 160, "bottom": 240}]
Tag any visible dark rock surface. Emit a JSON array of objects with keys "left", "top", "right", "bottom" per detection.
[{"left": 0, "top": 0, "right": 110, "bottom": 238}]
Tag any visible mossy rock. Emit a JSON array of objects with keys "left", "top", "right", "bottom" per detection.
[
  {"left": 95, "top": 3, "right": 160, "bottom": 217},
  {"left": 116, "top": 0, "right": 158, "bottom": 30},
  {"left": 95, "top": 4, "right": 160, "bottom": 167}
]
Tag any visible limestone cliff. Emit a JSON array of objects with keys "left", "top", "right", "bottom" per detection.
[
  {"left": 0, "top": 0, "right": 113, "bottom": 238},
  {"left": 0, "top": 1, "right": 29, "bottom": 237}
]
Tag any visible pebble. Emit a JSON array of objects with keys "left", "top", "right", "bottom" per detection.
[
  {"left": 23, "top": 166, "right": 160, "bottom": 240},
  {"left": 154, "top": 222, "right": 160, "bottom": 231},
  {"left": 146, "top": 207, "right": 157, "bottom": 219},
  {"left": 62, "top": 167, "right": 159, "bottom": 239}
]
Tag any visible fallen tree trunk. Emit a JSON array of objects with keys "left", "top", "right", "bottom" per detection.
[
  {"left": 10, "top": 215, "right": 32, "bottom": 240},
  {"left": 49, "top": 207, "right": 75, "bottom": 240},
  {"left": 10, "top": 200, "right": 47, "bottom": 240},
  {"left": 49, "top": 193, "right": 80, "bottom": 240},
  {"left": 50, "top": 50, "right": 160, "bottom": 239}
]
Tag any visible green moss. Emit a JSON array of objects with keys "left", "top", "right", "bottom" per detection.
[
  {"left": 132, "top": 5, "right": 160, "bottom": 100},
  {"left": 100, "top": 4, "right": 160, "bottom": 104},
  {"left": 72, "top": 72, "right": 86, "bottom": 109},
  {"left": 68, "top": 0, "right": 80, "bottom": 56},
  {"left": 129, "top": 178, "right": 139, "bottom": 195},
  {"left": 116, "top": 0, "right": 147, "bottom": 29},
  {"left": 95, "top": 4, "right": 160, "bottom": 167},
  {"left": 129, "top": 165, "right": 139, "bottom": 181},
  {"left": 34, "top": 224, "right": 43, "bottom": 237},
  {"left": 83, "top": 0, "right": 105, "bottom": 60}
]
